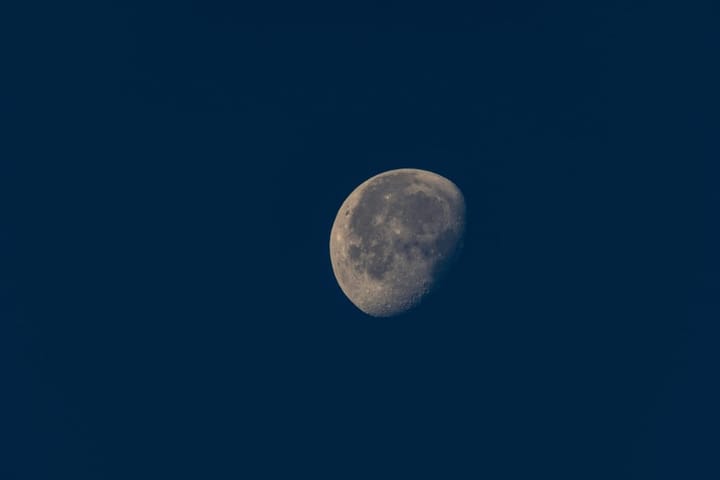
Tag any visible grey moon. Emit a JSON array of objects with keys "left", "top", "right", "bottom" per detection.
[{"left": 329, "top": 168, "right": 466, "bottom": 317}]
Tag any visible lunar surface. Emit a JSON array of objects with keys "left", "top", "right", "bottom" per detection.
[{"left": 330, "top": 168, "right": 466, "bottom": 317}]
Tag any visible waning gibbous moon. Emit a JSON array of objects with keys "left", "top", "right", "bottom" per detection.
[{"left": 329, "top": 168, "right": 466, "bottom": 317}]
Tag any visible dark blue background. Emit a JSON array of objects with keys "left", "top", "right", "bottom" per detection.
[{"left": 4, "top": 1, "right": 718, "bottom": 478}]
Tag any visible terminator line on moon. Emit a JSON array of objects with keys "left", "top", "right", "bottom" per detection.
[{"left": 330, "top": 168, "right": 466, "bottom": 317}]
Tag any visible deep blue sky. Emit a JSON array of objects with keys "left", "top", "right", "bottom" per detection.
[{"left": 4, "top": 1, "right": 718, "bottom": 478}]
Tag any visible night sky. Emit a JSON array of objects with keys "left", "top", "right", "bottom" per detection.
[{"left": 4, "top": 1, "right": 719, "bottom": 478}]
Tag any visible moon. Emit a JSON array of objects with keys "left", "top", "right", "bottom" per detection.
[{"left": 330, "top": 168, "right": 466, "bottom": 317}]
